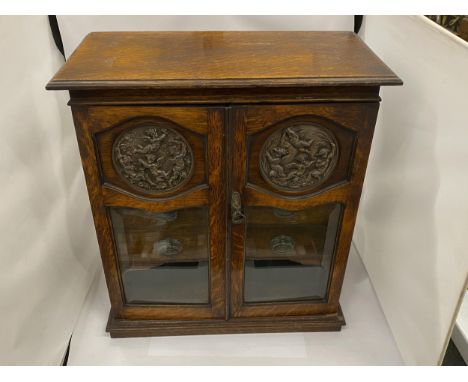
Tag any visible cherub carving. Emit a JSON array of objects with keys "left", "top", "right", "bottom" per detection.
[
  {"left": 260, "top": 125, "right": 338, "bottom": 191},
  {"left": 113, "top": 125, "right": 193, "bottom": 193}
]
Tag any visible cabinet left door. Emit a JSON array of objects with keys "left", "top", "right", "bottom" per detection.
[{"left": 71, "top": 105, "right": 226, "bottom": 321}]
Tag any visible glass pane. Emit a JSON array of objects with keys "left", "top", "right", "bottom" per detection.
[
  {"left": 110, "top": 206, "right": 209, "bottom": 304},
  {"left": 244, "top": 203, "right": 341, "bottom": 303}
]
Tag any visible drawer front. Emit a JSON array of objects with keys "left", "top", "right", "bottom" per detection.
[
  {"left": 229, "top": 103, "right": 379, "bottom": 318},
  {"left": 71, "top": 105, "right": 226, "bottom": 320}
]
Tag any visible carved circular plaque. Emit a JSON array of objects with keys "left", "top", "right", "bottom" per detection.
[
  {"left": 112, "top": 125, "right": 193, "bottom": 193},
  {"left": 260, "top": 124, "right": 339, "bottom": 192}
]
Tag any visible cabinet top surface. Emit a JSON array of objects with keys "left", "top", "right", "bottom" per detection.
[{"left": 47, "top": 31, "right": 402, "bottom": 90}]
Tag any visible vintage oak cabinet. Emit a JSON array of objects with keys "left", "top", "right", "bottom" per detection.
[{"left": 47, "top": 32, "right": 402, "bottom": 337}]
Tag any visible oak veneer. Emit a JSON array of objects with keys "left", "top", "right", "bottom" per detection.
[{"left": 47, "top": 31, "right": 402, "bottom": 337}]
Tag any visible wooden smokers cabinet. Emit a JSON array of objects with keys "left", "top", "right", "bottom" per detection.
[{"left": 47, "top": 32, "right": 402, "bottom": 337}]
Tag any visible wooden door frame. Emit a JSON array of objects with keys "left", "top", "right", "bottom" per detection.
[
  {"left": 229, "top": 103, "right": 380, "bottom": 318},
  {"left": 71, "top": 105, "right": 227, "bottom": 321}
]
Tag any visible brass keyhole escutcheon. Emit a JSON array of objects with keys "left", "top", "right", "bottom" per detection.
[{"left": 231, "top": 191, "right": 245, "bottom": 224}]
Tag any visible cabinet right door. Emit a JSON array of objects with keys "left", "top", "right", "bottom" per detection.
[{"left": 229, "top": 103, "right": 379, "bottom": 318}]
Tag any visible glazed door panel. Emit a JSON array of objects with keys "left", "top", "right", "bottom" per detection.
[
  {"left": 72, "top": 105, "right": 226, "bottom": 320},
  {"left": 229, "top": 103, "right": 379, "bottom": 318}
]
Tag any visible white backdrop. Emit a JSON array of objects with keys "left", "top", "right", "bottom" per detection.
[
  {"left": 0, "top": 15, "right": 353, "bottom": 366},
  {"left": 2, "top": 15, "right": 466, "bottom": 365},
  {"left": 56, "top": 15, "right": 353, "bottom": 58},
  {"left": 0, "top": 16, "right": 100, "bottom": 365},
  {"left": 56, "top": 15, "right": 467, "bottom": 365},
  {"left": 355, "top": 16, "right": 468, "bottom": 365}
]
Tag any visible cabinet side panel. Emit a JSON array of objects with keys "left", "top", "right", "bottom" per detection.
[
  {"left": 327, "top": 102, "right": 380, "bottom": 307},
  {"left": 71, "top": 106, "right": 125, "bottom": 312}
]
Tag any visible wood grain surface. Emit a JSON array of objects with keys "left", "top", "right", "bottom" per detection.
[
  {"left": 47, "top": 31, "right": 402, "bottom": 90},
  {"left": 46, "top": 31, "right": 402, "bottom": 337}
]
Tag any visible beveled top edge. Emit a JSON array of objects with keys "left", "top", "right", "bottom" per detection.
[
  {"left": 46, "top": 77, "right": 403, "bottom": 90},
  {"left": 47, "top": 31, "right": 403, "bottom": 91}
]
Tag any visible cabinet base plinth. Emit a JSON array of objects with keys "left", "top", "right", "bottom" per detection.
[{"left": 106, "top": 307, "right": 345, "bottom": 338}]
